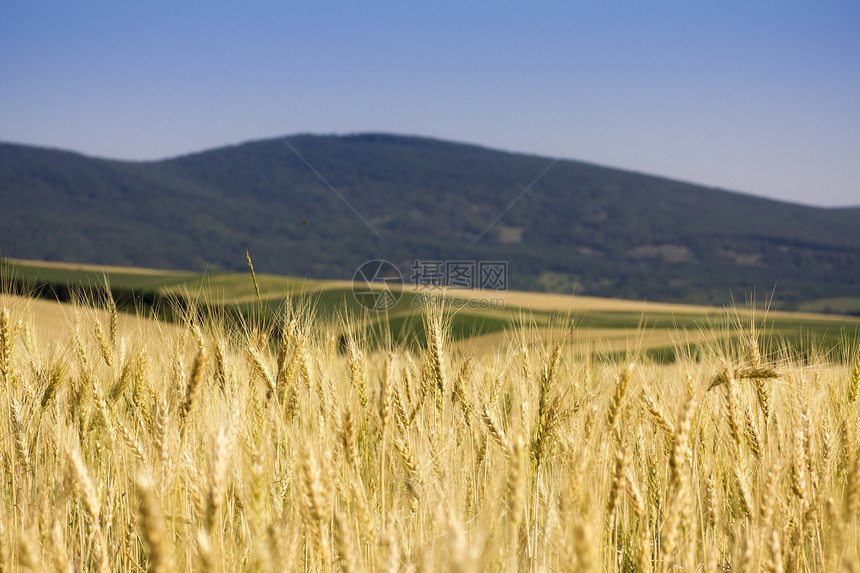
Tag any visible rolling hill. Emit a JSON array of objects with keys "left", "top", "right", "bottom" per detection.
[
  {"left": 2, "top": 134, "right": 859, "bottom": 310},
  {"left": 5, "top": 258, "right": 858, "bottom": 360}
]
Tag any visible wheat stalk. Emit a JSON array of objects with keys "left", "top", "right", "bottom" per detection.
[
  {"left": 1, "top": 306, "right": 12, "bottom": 387},
  {"left": 607, "top": 363, "right": 634, "bottom": 430},
  {"left": 136, "top": 473, "right": 172, "bottom": 573}
]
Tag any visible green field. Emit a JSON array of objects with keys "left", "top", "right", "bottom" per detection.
[{"left": 3, "top": 257, "right": 858, "bottom": 361}]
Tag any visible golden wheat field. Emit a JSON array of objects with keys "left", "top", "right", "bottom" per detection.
[{"left": 1, "top": 289, "right": 859, "bottom": 573}]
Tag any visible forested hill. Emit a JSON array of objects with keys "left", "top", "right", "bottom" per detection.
[{"left": 2, "top": 134, "right": 859, "bottom": 309}]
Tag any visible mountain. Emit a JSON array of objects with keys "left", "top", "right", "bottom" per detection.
[{"left": 2, "top": 134, "right": 859, "bottom": 308}]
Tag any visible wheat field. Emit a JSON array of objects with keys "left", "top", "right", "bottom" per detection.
[{"left": 1, "top": 289, "right": 859, "bottom": 572}]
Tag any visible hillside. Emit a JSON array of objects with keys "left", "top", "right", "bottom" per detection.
[
  {"left": 5, "top": 258, "right": 858, "bottom": 360},
  {"left": 2, "top": 134, "right": 859, "bottom": 309}
]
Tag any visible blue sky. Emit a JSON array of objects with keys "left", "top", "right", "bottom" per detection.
[{"left": 2, "top": 1, "right": 858, "bottom": 206}]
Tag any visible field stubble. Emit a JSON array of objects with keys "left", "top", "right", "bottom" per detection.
[{"left": 1, "top": 291, "right": 859, "bottom": 572}]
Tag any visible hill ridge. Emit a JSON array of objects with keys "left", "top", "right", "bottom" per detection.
[{"left": 2, "top": 134, "right": 859, "bottom": 309}]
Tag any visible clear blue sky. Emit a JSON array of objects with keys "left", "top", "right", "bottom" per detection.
[{"left": 2, "top": 1, "right": 858, "bottom": 206}]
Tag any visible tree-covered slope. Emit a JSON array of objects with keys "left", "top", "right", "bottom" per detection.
[{"left": 2, "top": 134, "right": 859, "bottom": 308}]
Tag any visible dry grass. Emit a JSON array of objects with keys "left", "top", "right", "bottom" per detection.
[{"left": 0, "top": 290, "right": 859, "bottom": 572}]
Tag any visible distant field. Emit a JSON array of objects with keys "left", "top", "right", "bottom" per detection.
[
  {"left": 797, "top": 296, "right": 860, "bottom": 316},
  {"left": 0, "top": 293, "right": 184, "bottom": 347},
  {"left": 4, "top": 258, "right": 858, "bottom": 360}
]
